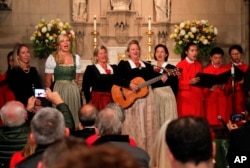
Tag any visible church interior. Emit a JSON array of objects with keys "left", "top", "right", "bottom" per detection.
[{"left": 0, "top": 0, "right": 249, "bottom": 78}]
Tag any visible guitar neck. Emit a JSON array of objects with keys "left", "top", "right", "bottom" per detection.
[{"left": 138, "top": 75, "right": 162, "bottom": 89}]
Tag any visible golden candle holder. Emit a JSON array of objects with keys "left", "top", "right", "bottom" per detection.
[
  {"left": 145, "top": 30, "right": 154, "bottom": 61},
  {"left": 91, "top": 31, "right": 99, "bottom": 49}
]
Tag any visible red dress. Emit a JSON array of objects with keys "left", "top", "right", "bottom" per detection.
[
  {"left": 176, "top": 58, "right": 204, "bottom": 117},
  {"left": 225, "top": 63, "right": 248, "bottom": 114},
  {"left": 9, "top": 151, "right": 25, "bottom": 168},
  {"left": 0, "top": 73, "right": 15, "bottom": 108},
  {"left": 0, "top": 73, "right": 15, "bottom": 126},
  {"left": 203, "top": 65, "right": 231, "bottom": 125}
]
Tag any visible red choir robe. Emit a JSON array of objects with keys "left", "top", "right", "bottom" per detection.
[
  {"left": 0, "top": 73, "right": 15, "bottom": 108},
  {"left": 203, "top": 64, "right": 231, "bottom": 125},
  {"left": 225, "top": 62, "right": 248, "bottom": 114},
  {"left": 176, "top": 58, "right": 204, "bottom": 117},
  {"left": 0, "top": 73, "right": 15, "bottom": 126}
]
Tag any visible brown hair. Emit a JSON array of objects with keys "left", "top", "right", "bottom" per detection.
[{"left": 55, "top": 144, "right": 140, "bottom": 168}]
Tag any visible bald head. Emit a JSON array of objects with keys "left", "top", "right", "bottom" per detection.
[
  {"left": 0, "top": 101, "right": 27, "bottom": 127},
  {"left": 79, "top": 104, "right": 98, "bottom": 127}
]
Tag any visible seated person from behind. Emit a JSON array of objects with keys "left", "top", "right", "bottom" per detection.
[
  {"left": 72, "top": 104, "right": 98, "bottom": 139},
  {"left": 0, "top": 99, "right": 34, "bottom": 168},
  {"left": 93, "top": 106, "right": 150, "bottom": 168},
  {"left": 85, "top": 103, "right": 137, "bottom": 146},
  {"left": 37, "top": 136, "right": 87, "bottom": 168},
  {"left": 166, "top": 116, "right": 215, "bottom": 168},
  {"left": 227, "top": 96, "right": 250, "bottom": 168},
  {"left": 15, "top": 88, "right": 75, "bottom": 168}
]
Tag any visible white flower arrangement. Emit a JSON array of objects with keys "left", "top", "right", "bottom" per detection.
[
  {"left": 30, "top": 18, "right": 75, "bottom": 59},
  {"left": 170, "top": 19, "right": 218, "bottom": 58}
]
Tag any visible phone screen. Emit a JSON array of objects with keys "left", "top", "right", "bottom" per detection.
[{"left": 34, "top": 89, "right": 46, "bottom": 97}]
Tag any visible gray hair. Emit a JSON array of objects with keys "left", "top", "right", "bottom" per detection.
[
  {"left": 106, "top": 103, "right": 125, "bottom": 123},
  {"left": 31, "top": 107, "right": 65, "bottom": 145},
  {"left": 96, "top": 108, "right": 122, "bottom": 136},
  {"left": 0, "top": 101, "right": 26, "bottom": 127}
]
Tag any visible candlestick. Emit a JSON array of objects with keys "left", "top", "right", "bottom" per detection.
[
  {"left": 94, "top": 15, "right": 97, "bottom": 31},
  {"left": 148, "top": 16, "right": 151, "bottom": 31},
  {"left": 145, "top": 30, "right": 154, "bottom": 61}
]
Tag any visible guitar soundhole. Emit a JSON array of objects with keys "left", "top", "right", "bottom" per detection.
[{"left": 120, "top": 87, "right": 127, "bottom": 100}]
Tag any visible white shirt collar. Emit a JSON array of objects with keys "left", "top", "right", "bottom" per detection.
[
  {"left": 185, "top": 57, "right": 195, "bottom": 64},
  {"left": 95, "top": 64, "right": 114, "bottom": 74},
  {"left": 154, "top": 62, "right": 168, "bottom": 73},
  {"left": 232, "top": 61, "right": 242, "bottom": 66},
  {"left": 128, "top": 59, "right": 146, "bottom": 69}
]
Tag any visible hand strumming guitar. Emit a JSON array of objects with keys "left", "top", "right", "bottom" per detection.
[
  {"left": 129, "top": 82, "right": 138, "bottom": 92},
  {"left": 160, "top": 74, "right": 168, "bottom": 83}
]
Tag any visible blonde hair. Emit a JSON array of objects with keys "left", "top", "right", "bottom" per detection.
[
  {"left": 53, "top": 34, "right": 74, "bottom": 64},
  {"left": 150, "top": 120, "right": 172, "bottom": 168},
  {"left": 22, "top": 137, "right": 36, "bottom": 157},
  {"left": 12, "top": 43, "right": 30, "bottom": 68},
  {"left": 92, "top": 45, "right": 109, "bottom": 64}
]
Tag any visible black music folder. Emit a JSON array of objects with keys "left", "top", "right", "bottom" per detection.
[
  {"left": 192, "top": 65, "right": 245, "bottom": 88},
  {"left": 193, "top": 70, "right": 231, "bottom": 88}
]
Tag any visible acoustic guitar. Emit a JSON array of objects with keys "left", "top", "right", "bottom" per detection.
[{"left": 111, "top": 68, "right": 181, "bottom": 108}]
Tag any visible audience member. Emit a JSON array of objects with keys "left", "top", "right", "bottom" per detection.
[
  {"left": 0, "top": 100, "right": 33, "bottom": 168},
  {"left": 85, "top": 103, "right": 137, "bottom": 146},
  {"left": 9, "top": 135, "right": 36, "bottom": 168},
  {"left": 166, "top": 116, "right": 215, "bottom": 168},
  {"left": 226, "top": 96, "right": 250, "bottom": 168},
  {"left": 38, "top": 136, "right": 86, "bottom": 168},
  {"left": 15, "top": 88, "right": 75, "bottom": 168},
  {"left": 72, "top": 104, "right": 98, "bottom": 139},
  {"left": 150, "top": 120, "right": 171, "bottom": 168},
  {"left": 54, "top": 144, "right": 140, "bottom": 168},
  {"left": 93, "top": 107, "right": 150, "bottom": 168}
]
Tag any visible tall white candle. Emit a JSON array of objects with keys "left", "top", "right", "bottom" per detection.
[
  {"left": 148, "top": 16, "right": 151, "bottom": 31},
  {"left": 94, "top": 15, "right": 97, "bottom": 31}
]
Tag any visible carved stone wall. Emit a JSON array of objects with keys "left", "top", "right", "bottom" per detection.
[{"left": 0, "top": 0, "right": 249, "bottom": 74}]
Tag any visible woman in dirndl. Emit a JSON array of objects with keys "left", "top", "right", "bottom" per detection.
[
  {"left": 45, "top": 34, "right": 82, "bottom": 127},
  {"left": 82, "top": 45, "right": 127, "bottom": 110},
  {"left": 117, "top": 40, "right": 166, "bottom": 157},
  {"left": 151, "top": 44, "right": 178, "bottom": 127}
]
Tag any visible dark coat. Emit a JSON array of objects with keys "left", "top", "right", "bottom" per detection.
[{"left": 227, "top": 121, "right": 250, "bottom": 168}]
